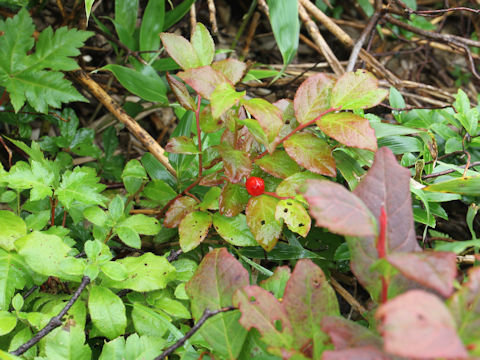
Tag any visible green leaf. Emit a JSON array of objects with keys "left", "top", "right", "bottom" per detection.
[
  {"left": 275, "top": 199, "right": 311, "bottom": 237},
  {"left": 179, "top": 211, "right": 212, "bottom": 252},
  {"left": 165, "top": 136, "right": 200, "bottom": 154},
  {"left": 211, "top": 82, "right": 245, "bottom": 119},
  {"left": 266, "top": 0, "right": 299, "bottom": 66},
  {"left": 122, "top": 159, "right": 146, "bottom": 194},
  {"left": 424, "top": 176, "right": 480, "bottom": 196},
  {"left": 218, "top": 143, "right": 252, "bottom": 183},
  {"left": 164, "top": 196, "right": 197, "bottom": 228},
  {"left": 42, "top": 325, "right": 92, "bottom": 359},
  {"left": 255, "top": 150, "right": 301, "bottom": 179},
  {"left": 98, "top": 337, "right": 125, "bottom": 360},
  {"left": 142, "top": 179, "right": 177, "bottom": 207},
  {"left": 115, "top": 0, "right": 138, "bottom": 34},
  {"left": 186, "top": 248, "right": 249, "bottom": 359},
  {"left": 57, "top": 166, "right": 107, "bottom": 209},
  {"left": 102, "top": 64, "right": 168, "bottom": 103},
  {"left": 0, "top": 249, "right": 30, "bottom": 311},
  {"left": 131, "top": 302, "right": 169, "bottom": 337},
  {"left": 219, "top": 182, "right": 250, "bottom": 217},
  {"left": 89, "top": 285, "right": 126, "bottom": 340},
  {"left": 242, "top": 98, "right": 284, "bottom": 144},
  {"left": 85, "top": 0, "right": 95, "bottom": 22},
  {"left": 160, "top": 32, "right": 200, "bottom": 70},
  {"left": 139, "top": 0, "right": 164, "bottom": 61},
  {"left": 191, "top": 23, "right": 215, "bottom": 67},
  {"left": 101, "top": 253, "right": 176, "bottom": 291},
  {"left": 0, "top": 211, "right": 26, "bottom": 251},
  {"left": 100, "top": 261, "right": 128, "bottom": 282},
  {"left": 211, "top": 59, "right": 247, "bottom": 84},
  {"left": 246, "top": 195, "right": 283, "bottom": 251},
  {"left": 213, "top": 213, "right": 257, "bottom": 246},
  {"left": 294, "top": 73, "right": 335, "bottom": 124},
  {"left": 284, "top": 132, "right": 336, "bottom": 177},
  {"left": 331, "top": 70, "right": 389, "bottom": 110},
  {"left": 15, "top": 231, "right": 72, "bottom": 279},
  {"left": 0, "top": 311, "right": 17, "bottom": 336},
  {"left": 199, "top": 186, "right": 221, "bottom": 211},
  {"left": 4, "top": 161, "right": 54, "bottom": 201},
  {"left": 166, "top": 72, "right": 196, "bottom": 111},
  {"left": 109, "top": 195, "right": 125, "bottom": 222},
  {"left": 83, "top": 206, "right": 108, "bottom": 227},
  {"left": 276, "top": 171, "right": 325, "bottom": 197},
  {"left": 117, "top": 214, "right": 161, "bottom": 235},
  {"left": 164, "top": 0, "right": 195, "bottom": 30},
  {"left": 318, "top": 112, "right": 377, "bottom": 151}
]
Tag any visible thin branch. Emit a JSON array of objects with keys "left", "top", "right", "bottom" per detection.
[
  {"left": 195, "top": 95, "right": 203, "bottom": 177},
  {"left": 11, "top": 276, "right": 91, "bottom": 356},
  {"left": 154, "top": 306, "right": 236, "bottom": 360},
  {"left": 422, "top": 161, "right": 480, "bottom": 179}
]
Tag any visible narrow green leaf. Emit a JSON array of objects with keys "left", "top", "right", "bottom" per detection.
[{"left": 139, "top": 0, "right": 164, "bottom": 61}]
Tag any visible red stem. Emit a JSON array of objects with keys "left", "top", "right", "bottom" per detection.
[
  {"left": 195, "top": 95, "right": 203, "bottom": 177},
  {"left": 255, "top": 107, "right": 340, "bottom": 160},
  {"left": 50, "top": 197, "right": 57, "bottom": 227},
  {"left": 377, "top": 206, "right": 389, "bottom": 303},
  {"left": 62, "top": 210, "right": 67, "bottom": 227}
]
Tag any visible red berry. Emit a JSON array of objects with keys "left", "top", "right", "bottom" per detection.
[{"left": 246, "top": 176, "right": 265, "bottom": 196}]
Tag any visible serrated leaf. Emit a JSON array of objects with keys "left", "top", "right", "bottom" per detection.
[
  {"left": 213, "top": 213, "right": 257, "bottom": 246},
  {"left": 191, "top": 23, "right": 215, "bottom": 67},
  {"left": 331, "top": 70, "right": 388, "bottom": 110},
  {"left": 166, "top": 72, "right": 196, "bottom": 111},
  {"left": 243, "top": 98, "right": 284, "bottom": 144},
  {"left": 160, "top": 32, "right": 200, "bottom": 70},
  {"left": 0, "top": 211, "right": 26, "bottom": 251},
  {"left": 246, "top": 195, "right": 283, "bottom": 251},
  {"left": 284, "top": 132, "right": 336, "bottom": 177},
  {"left": 303, "top": 179, "right": 377, "bottom": 237},
  {"left": 101, "top": 252, "right": 176, "bottom": 291},
  {"left": 4, "top": 161, "right": 54, "bottom": 201},
  {"left": 211, "top": 82, "right": 245, "bottom": 119},
  {"left": 164, "top": 196, "right": 197, "bottom": 228},
  {"left": 255, "top": 150, "right": 301, "bottom": 179},
  {"left": 211, "top": 59, "right": 247, "bottom": 84},
  {"left": 165, "top": 136, "right": 200, "bottom": 154},
  {"left": 179, "top": 211, "right": 212, "bottom": 252},
  {"left": 218, "top": 143, "right": 252, "bottom": 183},
  {"left": 294, "top": 73, "right": 335, "bottom": 124},
  {"left": 178, "top": 66, "right": 229, "bottom": 99},
  {"left": 88, "top": 285, "right": 126, "bottom": 340},
  {"left": 219, "top": 182, "right": 249, "bottom": 217},
  {"left": 186, "top": 248, "right": 249, "bottom": 359},
  {"left": 318, "top": 113, "right": 377, "bottom": 151},
  {"left": 275, "top": 199, "right": 311, "bottom": 237}
]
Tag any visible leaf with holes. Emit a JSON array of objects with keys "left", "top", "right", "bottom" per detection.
[
  {"left": 178, "top": 66, "right": 229, "bottom": 99},
  {"left": 294, "top": 73, "right": 335, "bottom": 124},
  {"left": 217, "top": 143, "right": 252, "bottom": 184},
  {"left": 165, "top": 136, "right": 200, "bottom": 155},
  {"left": 387, "top": 252, "right": 457, "bottom": 297},
  {"left": 219, "top": 182, "right": 250, "bottom": 217},
  {"left": 317, "top": 113, "right": 377, "bottom": 151},
  {"left": 213, "top": 213, "right": 257, "bottom": 247},
  {"left": 242, "top": 98, "right": 284, "bottom": 144},
  {"left": 211, "top": 83, "right": 245, "bottom": 119},
  {"left": 179, "top": 211, "right": 212, "bottom": 252},
  {"left": 376, "top": 290, "right": 468, "bottom": 359},
  {"left": 283, "top": 260, "right": 340, "bottom": 358},
  {"left": 284, "top": 133, "right": 336, "bottom": 177},
  {"left": 246, "top": 195, "right": 283, "bottom": 251},
  {"left": 303, "top": 179, "right": 377, "bottom": 237},
  {"left": 275, "top": 199, "right": 311, "bottom": 237},
  {"left": 186, "top": 248, "right": 249, "bottom": 359},
  {"left": 166, "top": 73, "right": 196, "bottom": 111},
  {"left": 331, "top": 70, "right": 388, "bottom": 110},
  {"left": 255, "top": 150, "right": 301, "bottom": 179},
  {"left": 211, "top": 59, "right": 247, "bottom": 84},
  {"left": 163, "top": 196, "right": 197, "bottom": 228}
]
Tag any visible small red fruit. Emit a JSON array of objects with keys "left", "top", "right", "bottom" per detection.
[{"left": 246, "top": 176, "right": 265, "bottom": 196}]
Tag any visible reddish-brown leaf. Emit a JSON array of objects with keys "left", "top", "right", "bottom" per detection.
[
  {"left": 219, "top": 182, "right": 249, "bottom": 217},
  {"left": 284, "top": 132, "right": 336, "bottom": 177},
  {"left": 165, "top": 136, "right": 200, "bottom": 154},
  {"left": 283, "top": 259, "right": 339, "bottom": 358},
  {"left": 317, "top": 113, "right": 377, "bottom": 151},
  {"left": 166, "top": 73, "right": 196, "bottom": 111},
  {"left": 255, "top": 150, "right": 301, "bottom": 179},
  {"left": 211, "top": 59, "right": 247, "bottom": 84},
  {"left": 294, "top": 73, "right": 335, "bottom": 124},
  {"left": 160, "top": 32, "right": 199, "bottom": 70},
  {"left": 303, "top": 179, "right": 377, "bottom": 237},
  {"left": 322, "top": 316, "right": 383, "bottom": 350},
  {"left": 323, "top": 347, "right": 392, "bottom": 360},
  {"left": 178, "top": 66, "right": 229, "bottom": 99},
  {"left": 242, "top": 98, "right": 284, "bottom": 144},
  {"left": 387, "top": 252, "right": 457, "bottom": 297},
  {"left": 376, "top": 290, "right": 468, "bottom": 359},
  {"left": 163, "top": 196, "right": 197, "bottom": 228},
  {"left": 217, "top": 143, "right": 252, "bottom": 184},
  {"left": 353, "top": 147, "right": 420, "bottom": 253}
]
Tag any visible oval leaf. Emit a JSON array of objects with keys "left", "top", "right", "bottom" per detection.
[
  {"left": 275, "top": 199, "right": 311, "bottom": 237},
  {"left": 179, "top": 211, "right": 212, "bottom": 252},
  {"left": 255, "top": 150, "right": 301, "bottom": 179},
  {"left": 166, "top": 72, "right": 196, "bottom": 111},
  {"left": 191, "top": 23, "right": 214, "bottom": 67},
  {"left": 160, "top": 32, "right": 199, "bottom": 70},
  {"left": 178, "top": 66, "right": 229, "bottom": 99},
  {"left": 213, "top": 213, "right": 257, "bottom": 246},
  {"left": 246, "top": 195, "right": 283, "bottom": 251},
  {"left": 294, "top": 73, "right": 335, "bottom": 124},
  {"left": 165, "top": 136, "right": 200, "bottom": 154},
  {"left": 219, "top": 182, "right": 249, "bottom": 217},
  {"left": 211, "top": 59, "right": 247, "bottom": 84},
  {"left": 164, "top": 196, "right": 197, "bottom": 228},
  {"left": 218, "top": 143, "right": 252, "bottom": 184},
  {"left": 243, "top": 98, "right": 284, "bottom": 144}
]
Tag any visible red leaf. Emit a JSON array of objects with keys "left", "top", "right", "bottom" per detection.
[
  {"left": 178, "top": 66, "right": 229, "bottom": 99},
  {"left": 217, "top": 143, "right": 252, "bottom": 183},
  {"left": 376, "top": 290, "right": 468, "bottom": 359},
  {"left": 294, "top": 73, "right": 335, "bottom": 124},
  {"left": 163, "top": 196, "right": 197, "bottom": 228},
  {"left": 165, "top": 136, "right": 200, "bottom": 154},
  {"left": 353, "top": 147, "right": 420, "bottom": 253},
  {"left": 211, "top": 59, "right": 247, "bottom": 84},
  {"left": 160, "top": 32, "right": 199, "bottom": 70},
  {"left": 303, "top": 180, "right": 377, "bottom": 237},
  {"left": 242, "top": 98, "right": 284, "bottom": 144},
  {"left": 283, "top": 259, "right": 339, "bottom": 358},
  {"left": 322, "top": 316, "right": 383, "bottom": 350},
  {"left": 284, "top": 132, "right": 336, "bottom": 177},
  {"left": 166, "top": 73, "right": 196, "bottom": 111},
  {"left": 387, "top": 252, "right": 457, "bottom": 297},
  {"left": 219, "top": 182, "right": 249, "bottom": 217},
  {"left": 323, "top": 347, "right": 392, "bottom": 360},
  {"left": 317, "top": 113, "right": 377, "bottom": 151}
]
